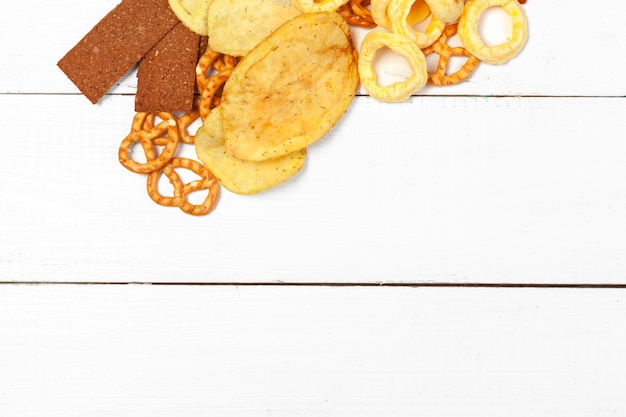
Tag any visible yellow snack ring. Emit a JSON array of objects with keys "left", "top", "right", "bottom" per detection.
[
  {"left": 292, "top": 0, "right": 349, "bottom": 12},
  {"left": 424, "top": 0, "right": 463, "bottom": 23},
  {"left": 458, "top": 0, "right": 528, "bottom": 64},
  {"left": 358, "top": 30, "right": 428, "bottom": 102},
  {"left": 371, "top": 0, "right": 430, "bottom": 29},
  {"left": 388, "top": 0, "right": 446, "bottom": 48}
]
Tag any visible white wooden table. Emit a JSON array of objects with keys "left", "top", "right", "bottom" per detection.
[{"left": 1, "top": 1, "right": 626, "bottom": 415}]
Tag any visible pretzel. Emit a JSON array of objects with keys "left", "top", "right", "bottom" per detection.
[
  {"left": 147, "top": 157, "right": 220, "bottom": 215},
  {"left": 388, "top": 0, "right": 446, "bottom": 48},
  {"left": 199, "top": 68, "right": 233, "bottom": 120},
  {"left": 458, "top": 0, "right": 528, "bottom": 64},
  {"left": 422, "top": 23, "right": 480, "bottom": 86},
  {"left": 118, "top": 112, "right": 179, "bottom": 174},
  {"left": 339, "top": 0, "right": 376, "bottom": 28},
  {"left": 358, "top": 30, "right": 428, "bottom": 102}
]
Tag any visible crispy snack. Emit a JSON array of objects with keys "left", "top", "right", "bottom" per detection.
[
  {"left": 371, "top": 0, "right": 430, "bottom": 29},
  {"left": 424, "top": 0, "right": 463, "bottom": 23},
  {"left": 458, "top": 0, "right": 528, "bottom": 64},
  {"left": 208, "top": 0, "right": 301, "bottom": 57},
  {"left": 422, "top": 23, "right": 480, "bottom": 86},
  {"left": 118, "top": 112, "right": 180, "bottom": 174},
  {"left": 388, "top": 0, "right": 445, "bottom": 48},
  {"left": 338, "top": 0, "right": 376, "bottom": 28},
  {"left": 199, "top": 68, "right": 233, "bottom": 120},
  {"left": 147, "top": 157, "right": 220, "bottom": 215},
  {"left": 221, "top": 12, "right": 359, "bottom": 161},
  {"left": 293, "top": 0, "right": 349, "bottom": 12},
  {"left": 195, "top": 47, "right": 238, "bottom": 120},
  {"left": 195, "top": 107, "right": 307, "bottom": 195},
  {"left": 358, "top": 30, "right": 427, "bottom": 102},
  {"left": 167, "top": 0, "right": 213, "bottom": 35}
]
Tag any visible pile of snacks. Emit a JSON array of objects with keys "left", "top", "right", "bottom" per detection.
[{"left": 58, "top": 0, "right": 528, "bottom": 216}]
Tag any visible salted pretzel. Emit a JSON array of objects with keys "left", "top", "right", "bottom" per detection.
[
  {"left": 196, "top": 47, "right": 237, "bottom": 120},
  {"left": 147, "top": 157, "right": 220, "bottom": 216},
  {"left": 422, "top": 23, "right": 480, "bottom": 86},
  {"left": 339, "top": 0, "right": 376, "bottom": 28},
  {"left": 118, "top": 112, "right": 179, "bottom": 174}
]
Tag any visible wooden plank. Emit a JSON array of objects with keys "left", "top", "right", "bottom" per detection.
[
  {"left": 1, "top": 284, "right": 625, "bottom": 416},
  {"left": 1, "top": 94, "right": 625, "bottom": 283},
  {"left": 1, "top": 0, "right": 625, "bottom": 97}
]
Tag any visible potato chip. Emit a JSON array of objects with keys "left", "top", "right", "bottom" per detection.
[
  {"left": 292, "top": 0, "right": 349, "bottom": 13},
  {"left": 207, "top": 0, "right": 302, "bottom": 57},
  {"left": 221, "top": 12, "right": 359, "bottom": 161},
  {"left": 168, "top": 0, "right": 213, "bottom": 35},
  {"left": 195, "top": 107, "right": 306, "bottom": 194}
]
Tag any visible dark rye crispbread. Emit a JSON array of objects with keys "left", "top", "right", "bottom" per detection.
[
  {"left": 135, "top": 22, "right": 201, "bottom": 112},
  {"left": 57, "top": 0, "right": 180, "bottom": 104}
]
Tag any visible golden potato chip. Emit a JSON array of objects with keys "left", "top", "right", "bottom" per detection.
[
  {"left": 195, "top": 107, "right": 306, "bottom": 194},
  {"left": 293, "top": 0, "right": 349, "bottom": 13},
  {"left": 168, "top": 0, "right": 213, "bottom": 35},
  {"left": 207, "top": 0, "right": 302, "bottom": 57},
  {"left": 221, "top": 12, "right": 359, "bottom": 161}
]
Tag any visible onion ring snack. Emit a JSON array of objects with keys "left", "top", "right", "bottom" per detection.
[
  {"left": 371, "top": 0, "right": 430, "bottom": 29},
  {"left": 458, "top": 0, "right": 528, "bottom": 64},
  {"left": 388, "top": 0, "right": 446, "bottom": 48},
  {"left": 422, "top": 23, "right": 480, "bottom": 86},
  {"left": 424, "top": 0, "right": 463, "bottom": 23},
  {"left": 358, "top": 30, "right": 428, "bottom": 102}
]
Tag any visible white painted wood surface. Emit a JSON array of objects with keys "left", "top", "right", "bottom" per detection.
[
  {"left": 2, "top": 1, "right": 626, "bottom": 415},
  {"left": 2, "top": 284, "right": 626, "bottom": 416},
  {"left": 1, "top": 0, "right": 626, "bottom": 282}
]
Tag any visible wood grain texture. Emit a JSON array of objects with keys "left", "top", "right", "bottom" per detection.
[{"left": 1, "top": 284, "right": 625, "bottom": 416}]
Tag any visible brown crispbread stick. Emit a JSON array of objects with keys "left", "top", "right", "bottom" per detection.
[
  {"left": 135, "top": 22, "right": 201, "bottom": 112},
  {"left": 57, "top": 0, "right": 180, "bottom": 104}
]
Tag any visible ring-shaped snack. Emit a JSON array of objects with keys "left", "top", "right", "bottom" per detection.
[
  {"left": 292, "top": 0, "right": 349, "bottom": 12},
  {"left": 358, "top": 30, "right": 428, "bottom": 102},
  {"left": 424, "top": 0, "right": 463, "bottom": 23},
  {"left": 388, "top": 0, "right": 446, "bottom": 48},
  {"left": 457, "top": 0, "right": 528, "bottom": 64},
  {"left": 371, "top": 0, "right": 430, "bottom": 29}
]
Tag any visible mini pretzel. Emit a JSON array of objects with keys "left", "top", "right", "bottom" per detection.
[
  {"left": 199, "top": 68, "right": 233, "bottom": 120},
  {"left": 339, "top": 0, "right": 376, "bottom": 28},
  {"left": 118, "top": 112, "right": 179, "bottom": 174},
  {"left": 422, "top": 23, "right": 480, "bottom": 86},
  {"left": 147, "top": 157, "right": 220, "bottom": 216},
  {"left": 458, "top": 0, "right": 528, "bottom": 64},
  {"left": 388, "top": 0, "right": 446, "bottom": 48}
]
